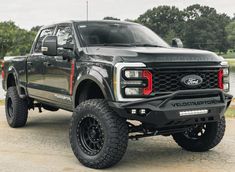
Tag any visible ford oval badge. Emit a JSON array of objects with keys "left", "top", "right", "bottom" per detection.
[{"left": 181, "top": 75, "right": 203, "bottom": 88}]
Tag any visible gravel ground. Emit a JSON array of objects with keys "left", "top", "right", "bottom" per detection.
[{"left": 0, "top": 106, "right": 235, "bottom": 172}]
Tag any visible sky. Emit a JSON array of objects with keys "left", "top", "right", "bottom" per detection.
[{"left": 0, "top": 0, "right": 234, "bottom": 30}]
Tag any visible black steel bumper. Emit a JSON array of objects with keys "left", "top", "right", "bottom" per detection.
[{"left": 109, "top": 89, "right": 233, "bottom": 128}]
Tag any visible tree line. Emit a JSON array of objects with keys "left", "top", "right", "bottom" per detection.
[
  {"left": 137, "top": 4, "right": 235, "bottom": 54},
  {"left": 1, "top": 4, "right": 235, "bottom": 58},
  {"left": 106, "top": 4, "right": 235, "bottom": 54},
  {"left": 0, "top": 21, "right": 38, "bottom": 58}
]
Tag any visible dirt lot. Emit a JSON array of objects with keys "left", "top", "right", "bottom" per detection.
[{"left": 0, "top": 106, "right": 235, "bottom": 172}]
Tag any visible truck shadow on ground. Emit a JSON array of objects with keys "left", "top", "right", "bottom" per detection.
[{"left": 20, "top": 111, "right": 228, "bottom": 170}]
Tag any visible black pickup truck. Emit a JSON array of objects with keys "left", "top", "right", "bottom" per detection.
[{"left": 1, "top": 20, "right": 233, "bottom": 169}]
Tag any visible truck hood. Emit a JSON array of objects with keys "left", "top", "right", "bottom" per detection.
[{"left": 85, "top": 46, "right": 224, "bottom": 63}]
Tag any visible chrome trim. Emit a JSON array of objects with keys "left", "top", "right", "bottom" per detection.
[{"left": 114, "top": 63, "right": 146, "bottom": 102}]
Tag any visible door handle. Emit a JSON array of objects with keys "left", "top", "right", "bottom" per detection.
[
  {"left": 43, "top": 61, "right": 53, "bottom": 67},
  {"left": 27, "top": 61, "right": 33, "bottom": 66},
  {"left": 55, "top": 56, "right": 64, "bottom": 62}
]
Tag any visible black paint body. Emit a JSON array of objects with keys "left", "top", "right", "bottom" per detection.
[{"left": 2, "top": 20, "right": 233, "bottom": 128}]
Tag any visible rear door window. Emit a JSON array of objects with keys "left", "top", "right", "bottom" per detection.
[{"left": 56, "top": 26, "right": 74, "bottom": 48}]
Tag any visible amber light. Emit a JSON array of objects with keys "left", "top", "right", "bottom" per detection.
[
  {"left": 142, "top": 70, "right": 152, "bottom": 95},
  {"left": 218, "top": 69, "right": 223, "bottom": 90}
]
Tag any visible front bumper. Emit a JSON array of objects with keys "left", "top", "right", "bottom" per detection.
[{"left": 109, "top": 89, "right": 233, "bottom": 128}]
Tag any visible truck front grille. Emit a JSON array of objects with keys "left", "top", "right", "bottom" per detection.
[{"left": 151, "top": 68, "right": 219, "bottom": 93}]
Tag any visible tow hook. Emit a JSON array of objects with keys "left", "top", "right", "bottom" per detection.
[{"left": 153, "top": 130, "right": 159, "bottom": 136}]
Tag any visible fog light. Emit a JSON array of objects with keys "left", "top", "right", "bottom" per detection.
[
  {"left": 139, "top": 109, "right": 146, "bottom": 115},
  {"left": 223, "top": 83, "right": 229, "bottom": 91},
  {"left": 131, "top": 109, "right": 137, "bottom": 114}
]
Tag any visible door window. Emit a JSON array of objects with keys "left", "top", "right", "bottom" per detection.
[{"left": 34, "top": 28, "right": 55, "bottom": 53}]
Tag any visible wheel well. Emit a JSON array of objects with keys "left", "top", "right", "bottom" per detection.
[
  {"left": 75, "top": 80, "right": 105, "bottom": 107},
  {"left": 6, "top": 74, "right": 26, "bottom": 96},
  {"left": 7, "top": 74, "right": 16, "bottom": 88}
]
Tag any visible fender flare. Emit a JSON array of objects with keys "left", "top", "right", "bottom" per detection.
[
  {"left": 5, "top": 66, "right": 26, "bottom": 99},
  {"left": 72, "top": 68, "right": 114, "bottom": 108}
]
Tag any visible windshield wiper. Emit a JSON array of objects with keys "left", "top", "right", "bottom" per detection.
[
  {"left": 103, "top": 43, "right": 134, "bottom": 47},
  {"left": 88, "top": 43, "right": 134, "bottom": 47},
  {"left": 87, "top": 43, "right": 164, "bottom": 47},
  {"left": 133, "top": 43, "right": 164, "bottom": 47}
]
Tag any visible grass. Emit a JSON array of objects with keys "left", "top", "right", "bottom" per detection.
[
  {"left": 220, "top": 49, "right": 235, "bottom": 59},
  {"left": 226, "top": 58, "right": 235, "bottom": 72},
  {"left": 225, "top": 107, "right": 235, "bottom": 118},
  {"left": 0, "top": 100, "right": 4, "bottom": 105},
  {"left": 222, "top": 52, "right": 235, "bottom": 59}
]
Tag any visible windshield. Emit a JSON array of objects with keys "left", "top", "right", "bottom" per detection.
[{"left": 77, "top": 22, "right": 169, "bottom": 47}]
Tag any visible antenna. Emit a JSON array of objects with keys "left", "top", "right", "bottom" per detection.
[{"left": 86, "top": 1, "right": 88, "bottom": 21}]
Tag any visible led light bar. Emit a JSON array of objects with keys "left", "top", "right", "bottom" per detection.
[{"left": 179, "top": 109, "right": 208, "bottom": 117}]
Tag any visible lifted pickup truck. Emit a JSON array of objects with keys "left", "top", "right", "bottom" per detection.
[{"left": 2, "top": 20, "right": 233, "bottom": 169}]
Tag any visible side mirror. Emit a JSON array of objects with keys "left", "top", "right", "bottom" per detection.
[
  {"left": 42, "top": 36, "right": 58, "bottom": 56},
  {"left": 172, "top": 38, "right": 183, "bottom": 48}
]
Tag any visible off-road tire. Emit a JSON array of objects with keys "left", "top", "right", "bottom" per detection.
[
  {"left": 5, "top": 86, "right": 28, "bottom": 128},
  {"left": 172, "top": 117, "right": 225, "bottom": 152},
  {"left": 69, "top": 99, "right": 128, "bottom": 169}
]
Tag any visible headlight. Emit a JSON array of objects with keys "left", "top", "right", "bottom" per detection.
[
  {"left": 223, "top": 76, "right": 229, "bottom": 83},
  {"left": 122, "top": 69, "right": 153, "bottom": 97},
  {"left": 218, "top": 67, "right": 230, "bottom": 92},
  {"left": 114, "top": 63, "right": 146, "bottom": 101},
  {"left": 124, "top": 70, "right": 142, "bottom": 79},
  {"left": 223, "top": 68, "right": 230, "bottom": 92},
  {"left": 223, "top": 83, "right": 229, "bottom": 91},
  {"left": 125, "top": 88, "right": 142, "bottom": 96},
  {"left": 223, "top": 68, "right": 229, "bottom": 76}
]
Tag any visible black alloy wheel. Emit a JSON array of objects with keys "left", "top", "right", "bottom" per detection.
[{"left": 77, "top": 116, "right": 104, "bottom": 155}]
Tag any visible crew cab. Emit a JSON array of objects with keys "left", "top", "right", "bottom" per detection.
[{"left": 1, "top": 20, "right": 233, "bottom": 169}]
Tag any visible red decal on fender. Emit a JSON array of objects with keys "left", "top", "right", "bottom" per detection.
[{"left": 70, "top": 60, "right": 75, "bottom": 95}]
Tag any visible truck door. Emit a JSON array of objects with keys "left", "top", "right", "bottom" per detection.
[
  {"left": 27, "top": 27, "right": 55, "bottom": 99},
  {"left": 43, "top": 24, "right": 75, "bottom": 106}
]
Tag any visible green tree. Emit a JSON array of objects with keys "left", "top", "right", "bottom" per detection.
[
  {"left": 183, "top": 4, "right": 231, "bottom": 53},
  {"left": 164, "top": 30, "right": 177, "bottom": 44},
  {"left": 232, "top": 14, "right": 235, "bottom": 21},
  {"left": 6, "top": 29, "right": 36, "bottom": 56},
  {"left": 0, "top": 21, "right": 36, "bottom": 58},
  {"left": 136, "top": 4, "right": 231, "bottom": 53},
  {"left": 0, "top": 21, "right": 18, "bottom": 58},
  {"left": 31, "top": 26, "right": 42, "bottom": 32},
  {"left": 226, "top": 21, "right": 235, "bottom": 49},
  {"left": 136, "top": 6, "right": 185, "bottom": 40}
]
